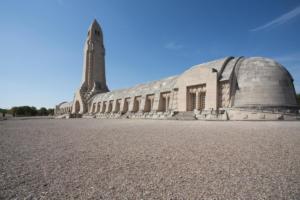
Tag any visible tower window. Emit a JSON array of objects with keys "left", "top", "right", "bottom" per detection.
[{"left": 95, "top": 30, "right": 100, "bottom": 36}]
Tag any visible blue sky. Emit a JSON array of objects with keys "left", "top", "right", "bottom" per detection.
[{"left": 0, "top": 0, "right": 300, "bottom": 108}]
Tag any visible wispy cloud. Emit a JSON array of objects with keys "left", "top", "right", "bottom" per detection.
[
  {"left": 164, "top": 42, "right": 183, "bottom": 50},
  {"left": 251, "top": 5, "right": 300, "bottom": 31}
]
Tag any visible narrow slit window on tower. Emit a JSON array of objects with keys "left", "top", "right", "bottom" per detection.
[{"left": 94, "top": 30, "right": 100, "bottom": 36}]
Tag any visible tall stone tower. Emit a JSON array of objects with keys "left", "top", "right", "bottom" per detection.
[
  {"left": 72, "top": 19, "right": 109, "bottom": 114},
  {"left": 81, "top": 19, "right": 109, "bottom": 93}
]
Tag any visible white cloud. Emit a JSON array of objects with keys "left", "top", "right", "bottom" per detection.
[
  {"left": 251, "top": 5, "right": 300, "bottom": 31},
  {"left": 164, "top": 42, "right": 183, "bottom": 50}
]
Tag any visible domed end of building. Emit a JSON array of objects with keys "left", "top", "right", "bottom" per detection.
[{"left": 232, "top": 57, "right": 298, "bottom": 110}]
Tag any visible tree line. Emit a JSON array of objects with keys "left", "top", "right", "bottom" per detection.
[{"left": 0, "top": 106, "right": 54, "bottom": 117}]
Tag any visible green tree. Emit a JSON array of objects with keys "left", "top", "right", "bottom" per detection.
[
  {"left": 0, "top": 108, "right": 7, "bottom": 117},
  {"left": 47, "top": 108, "right": 54, "bottom": 115},
  {"left": 8, "top": 106, "right": 55, "bottom": 117},
  {"left": 38, "top": 107, "right": 48, "bottom": 116},
  {"left": 9, "top": 107, "right": 17, "bottom": 116},
  {"left": 9, "top": 106, "right": 37, "bottom": 117},
  {"left": 0, "top": 108, "right": 7, "bottom": 114}
]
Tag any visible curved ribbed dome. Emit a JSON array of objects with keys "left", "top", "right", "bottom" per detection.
[{"left": 232, "top": 57, "right": 298, "bottom": 108}]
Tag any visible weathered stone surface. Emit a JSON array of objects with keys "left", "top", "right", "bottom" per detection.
[{"left": 233, "top": 57, "right": 298, "bottom": 108}]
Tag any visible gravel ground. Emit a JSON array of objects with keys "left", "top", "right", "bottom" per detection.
[{"left": 0, "top": 119, "right": 299, "bottom": 199}]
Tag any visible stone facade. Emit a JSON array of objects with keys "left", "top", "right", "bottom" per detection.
[{"left": 55, "top": 20, "right": 300, "bottom": 120}]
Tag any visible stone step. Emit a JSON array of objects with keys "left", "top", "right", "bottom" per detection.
[
  {"left": 171, "top": 111, "right": 196, "bottom": 120},
  {"left": 70, "top": 113, "right": 82, "bottom": 118},
  {"left": 82, "top": 114, "right": 95, "bottom": 119}
]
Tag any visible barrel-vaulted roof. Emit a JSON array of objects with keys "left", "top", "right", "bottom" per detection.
[
  {"left": 91, "top": 57, "right": 238, "bottom": 104},
  {"left": 91, "top": 76, "right": 178, "bottom": 103},
  {"left": 59, "top": 101, "right": 73, "bottom": 108}
]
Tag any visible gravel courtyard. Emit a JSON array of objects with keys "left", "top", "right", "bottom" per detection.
[{"left": 0, "top": 119, "right": 299, "bottom": 199}]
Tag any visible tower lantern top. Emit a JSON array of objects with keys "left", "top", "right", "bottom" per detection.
[{"left": 87, "top": 19, "right": 103, "bottom": 40}]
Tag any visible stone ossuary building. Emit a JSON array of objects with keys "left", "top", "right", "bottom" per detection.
[{"left": 55, "top": 19, "right": 299, "bottom": 120}]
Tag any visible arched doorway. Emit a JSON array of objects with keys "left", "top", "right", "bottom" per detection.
[
  {"left": 75, "top": 101, "right": 80, "bottom": 113},
  {"left": 132, "top": 96, "right": 141, "bottom": 113},
  {"left": 122, "top": 98, "right": 130, "bottom": 113},
  {"left": 144, "top": 94, "right": 154, "bottom": 112},
  {"left": 107, "top": 101, "right": 113, "bottom": 113},
  {"left": 101, "top": 102, "right": 106, "bottom": 113}
]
